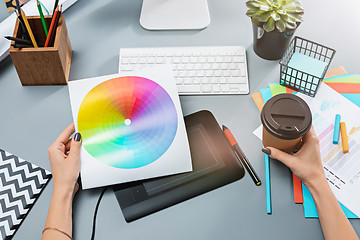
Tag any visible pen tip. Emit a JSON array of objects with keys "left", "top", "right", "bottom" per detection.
[{"left": 222, "top": 125, "right": 228, "bottom": 131}]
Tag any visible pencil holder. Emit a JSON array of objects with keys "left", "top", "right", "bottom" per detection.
[
  {"left": 9, "top": 15, "right": 72, "bottom": 86},
  {"left": 279, "top": 36, "right": 336, "bottom": 97}
]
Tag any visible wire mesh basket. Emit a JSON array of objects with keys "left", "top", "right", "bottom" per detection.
[{"left": 279, "top": 36, "right": 336, "bottom": 97}]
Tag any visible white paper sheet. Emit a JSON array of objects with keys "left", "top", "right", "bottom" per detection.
[
  {"left": 0, "top": 0, "right": 78, "bottom": 62},
  {"left": 68, "top": 65, "right": 192, "bottom": 189},
  {"left": 298, "top": 84, "right": 360, "bottom": 217}
]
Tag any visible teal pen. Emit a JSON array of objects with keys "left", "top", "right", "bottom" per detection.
[{"left": 265, "top": 154, "right": 271, "bottom": 214}]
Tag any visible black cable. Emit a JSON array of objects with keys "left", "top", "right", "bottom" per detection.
[{"left": 91, "top": 188, "right": 106, "bottom": 240}]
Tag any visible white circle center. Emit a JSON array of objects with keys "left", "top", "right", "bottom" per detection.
[{"left": 124, "top": 119, "right": 131, "bottom": 126}]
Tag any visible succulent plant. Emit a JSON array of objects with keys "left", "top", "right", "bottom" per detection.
[{"left": 246, "top": 0, "right": 304, "bottom": 32}]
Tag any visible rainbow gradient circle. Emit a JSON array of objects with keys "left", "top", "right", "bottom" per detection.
[{"left": 77, "top": 76, "right": 178, "bottom": 169}]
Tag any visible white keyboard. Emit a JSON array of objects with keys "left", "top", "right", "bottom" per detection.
[{"left": 119, "top": 46, "right": 249, "bottom": 95}]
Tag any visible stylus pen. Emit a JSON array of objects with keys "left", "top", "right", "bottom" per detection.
[{"left": 222, "top": 125, "right": 261, "bottom": 186}]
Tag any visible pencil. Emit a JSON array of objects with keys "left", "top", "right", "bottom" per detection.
[
  {"left": 340, "top": 122, "right": 349, "bottom": 153},
  {"left": 37, "top": 0, "right": 48, "bottom": 36},
  {"left": 223, "top": 125, "right": 261, "bottom": 186},
  {"left": 52, "top": 0, "right": 59, "bottom": 16},
  {"left": 265, "top": 154, "right": 271, "bottom": 214},
  {"left": 20, "top": 9, "right": 38, "bottom": 48},
  {"left": 15, "top": 12, "right": 29, "bottom": 40},
  {"left": 49, "top": 5, "right": 62, "bottom": 46},
  {"left": 44, "top": 6, "right": 59, "bottom": 47}
]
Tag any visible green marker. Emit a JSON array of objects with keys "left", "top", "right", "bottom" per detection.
[{"left": 37, "top": 0, "right": 48, "bottom": 37}]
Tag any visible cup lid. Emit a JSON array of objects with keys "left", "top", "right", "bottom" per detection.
[{"left": 261, "top": 93, "right": 312, "bottom": 140}]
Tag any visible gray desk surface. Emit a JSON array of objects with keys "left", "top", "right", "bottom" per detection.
[{"left": 1, "top": 0, "right": 359, "bottom": 239}]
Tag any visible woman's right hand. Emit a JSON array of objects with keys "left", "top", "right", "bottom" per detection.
[{"left": 262, "top": 126, "right": 326, "bottom": 187}]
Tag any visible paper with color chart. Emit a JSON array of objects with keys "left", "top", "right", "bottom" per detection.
[
  {"left": 0, "top": 0, "right": 78, "bottom": 62},
  {"left": 297, "top": 83, "right": 360, "bottom": 217},
  {"left": 68, "top": 66, "right": 192, "bottom": 189}
]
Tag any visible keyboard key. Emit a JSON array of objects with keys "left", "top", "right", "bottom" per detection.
[
  {"left": 202, "top": 78, "right": 210, "bottom": 84},
  {"left": 221, "top": 84, "right": 230, "bottom": 92},
  {"left": 184, "top": 78, "right": 192, "bottom": 85},
  {"left": 228, "top": 77, "right": 245, "bottom": 84},
  {"left": 177, "top": 85, "right": 201, "bottom": 93},
  {"left": 120, "top": 65, "right": 133, "bottom": 71},
  {"left": 193, "top": 78, "right": 201, "bottom": 84},
  {"left": 213, "top": 84, "right": 221, "bottom": 92},
  {"left": 219, "top": 78, "right": 227, "bottom": 84},
  {"left": 231, "top": 70, "right": 241, "bottom": 77},
  {"left": 176, "top": 78, "right": 183, "bottom": 85},
  {"left": 202, "top": 85, "right": 212, "bottom": 93},
  {"left": 233, "top": 56, "right": 245, "bottom": 63}
]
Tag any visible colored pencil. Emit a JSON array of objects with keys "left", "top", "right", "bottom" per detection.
[
  {"left": 20, "top": 9, "right": 38, "bottom": 48},
  {"left": 37, "top": 0, "right": 48, "bottom": 36},
  {"left": 340, "top": 122, "right": 349, "bottom": 153},
  {"left": 52, "top": 0, "right": 59, "bottom": 16},
  {"left": 44, "top": 6, "right": 59, "bottom": 47},
  {"left": 265, "top": 154, "right": 271, "bottom": 214}
]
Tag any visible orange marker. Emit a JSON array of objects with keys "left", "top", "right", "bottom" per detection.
[
  {"left": 340, "top": 122, "right": 349, "bottom": 153},
  {"left": 223, "top": 125, "right": 261, "bottom": 186}
]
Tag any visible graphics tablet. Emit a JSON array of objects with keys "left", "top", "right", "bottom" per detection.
[{"left": 113, "top": 110, "right": 245, "bottom": 222}]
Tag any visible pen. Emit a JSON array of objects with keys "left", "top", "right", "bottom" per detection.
[
  {"left": 222, "top": 125, "right": 261, "bottom": 186},
  {"left": 12, "top": 43, "right": 31, "bottom": 48},
  {"left": 5, "top": 36, "right": 32, "bottom": 46}
]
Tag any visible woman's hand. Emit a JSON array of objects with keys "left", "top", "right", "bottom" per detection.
[
  {"left": 48, "top": 123, "right": 82, "bottom": 198},
  {"left": 262, "top": 126, "right": 325, "bottom": 187}
]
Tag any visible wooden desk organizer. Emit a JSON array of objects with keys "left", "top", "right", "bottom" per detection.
[{"left": 9, "top": 15, "right": 72, "bottom": 86}]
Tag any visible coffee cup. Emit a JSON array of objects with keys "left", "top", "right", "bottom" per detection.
[{"left": 261, "top": 93, "right": 312, "bottom": 153}]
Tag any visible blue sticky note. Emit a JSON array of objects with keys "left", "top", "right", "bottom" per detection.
[
  {"left": 288, "top": 52, "right": 328, "bottom": 78},
  {"left": 259, "top": 88, "right": 272, "bottom": 103},
  {"left": 341, "top": 93, "right": 360, "bottom": 108},
  {"left": 302, "top": 183, "right": 359, "bottom": 218}
]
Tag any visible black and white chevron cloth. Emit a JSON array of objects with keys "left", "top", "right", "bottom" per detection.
[{"left": 0, "top": 149, "right": 51, "bottom": 240}]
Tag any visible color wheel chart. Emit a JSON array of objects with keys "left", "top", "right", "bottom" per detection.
[{"left": 77, "top": 76, "right": 178, "bottom": 169}]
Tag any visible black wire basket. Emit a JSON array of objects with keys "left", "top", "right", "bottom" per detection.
[{"left": 279, "top": 36, "right": 336, "bottom": 97}]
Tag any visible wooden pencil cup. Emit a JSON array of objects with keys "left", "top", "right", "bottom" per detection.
[{"left": 9, "top": 15, "right": 72, "bottom": 86}]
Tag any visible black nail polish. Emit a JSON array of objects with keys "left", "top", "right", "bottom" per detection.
[
  {"left": 262, "top": 147, "right": 271, "bottom": 155},
  {"left": 74, "top": 132, "right": 81, "bottom": 142}
]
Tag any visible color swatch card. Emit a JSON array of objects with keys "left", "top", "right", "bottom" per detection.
[{"left": 68, "top": 66, "right": 192, "bottom": 189}]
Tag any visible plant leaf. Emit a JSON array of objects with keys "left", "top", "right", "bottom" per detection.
[
  {"left": 271, "top": 11, "right": 281, "bottom": 21},
  {"left": 284, "top": 20, "right": 297, "bottom": 29},
  {"left": 252, "top": 17, "right": 263, "bottom": 27},
  {"left": 246, "top": 9, "right": 261, "bottom": 17},
  {"left": 287, "top": 12, "right": 303, "bottom": 22},
  {"left": 258, "top": 11, "right": 272, "bottom": 22},
  {"left": 276, "top": 19, "right": 286, "bottom": 32},
  {"left": 246, "top": 1, "right": 260, "bottom": 10},
  {"left": 283, "top": 6, "right": 304, "bottom": 13},
  {"left": 263, "top": 17, "right": 275, "bottom": 32}
]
